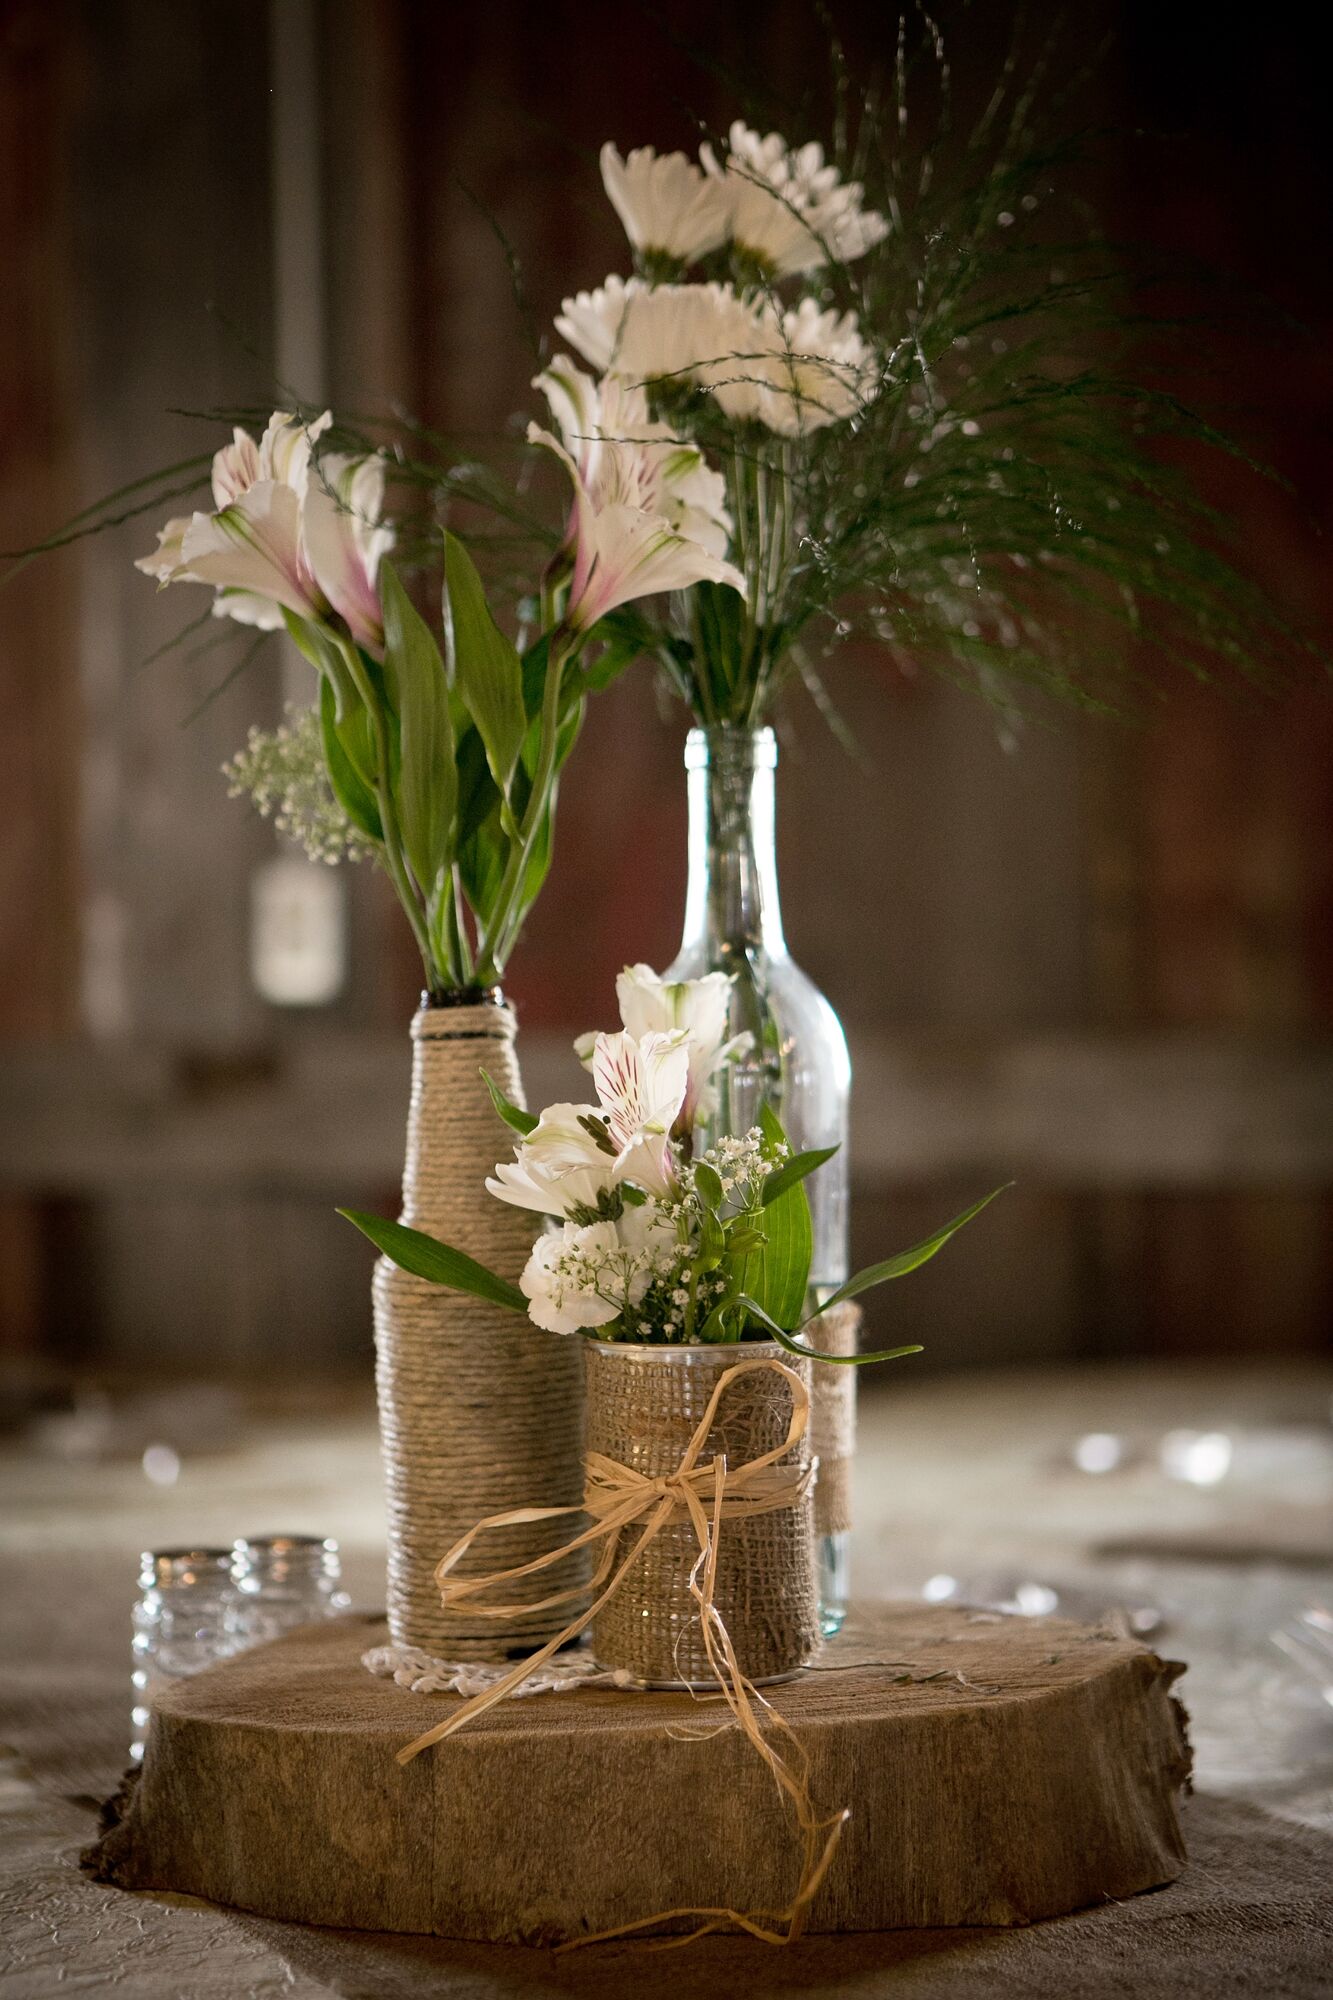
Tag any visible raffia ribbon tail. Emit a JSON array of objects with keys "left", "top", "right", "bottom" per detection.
[{"left": 398, "top": 1357, "right": 847, "bottom": 1946}]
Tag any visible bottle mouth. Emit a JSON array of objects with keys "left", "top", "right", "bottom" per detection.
[
  {"left": 684, "top": 725, "right": 777, "bottom": 772},
  {"left": 421, "top": 984, "right": 505, "bottom": 1010}
]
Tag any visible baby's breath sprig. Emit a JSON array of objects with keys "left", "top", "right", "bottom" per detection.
[{"left": 223, "top": 707, "right": 378, "bottom": 866}]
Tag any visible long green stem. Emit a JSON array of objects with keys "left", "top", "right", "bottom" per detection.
[
  {"left": 746, "top": 442, "right": 794, "bottom": 726},
  {"left": 687, "top": 590, "right": 718, "bottom": 726},
  {"left": 480, "top": 635, "right": 571, "bottom": 978},
  {"left": 450, "top": 867, "right": 476, "bottom": 987},
  {"left": 381, "top": 808, "right": 438, "bottom": 984},
  {"left": 334, "top": 635, "right": 440, "bottom": 987}
]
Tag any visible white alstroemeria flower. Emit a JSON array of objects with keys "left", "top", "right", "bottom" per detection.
[
  {"left": 491, "top": 1026, "right": 695, "bottom": 1217},
  {"left": 486, "top": 1102, "right": 615, "bottom": 1218},
  {"left": 576, "top": 964, "right": 751, "bottom": 1131},
  {"left": 210, "top": 427, "right": 263, "bottom": 505},
  {"left": 529, "top": 362, "right": 742, "bottom": 632},
  {"left": 173, "top": 483, "right": 324, "bottom": 626},
  {"left": 599, "top": 142, "right": 731, "bottom": 264},
  {"left": 136, "top": 409, "right": 333, "bottom": 630},
  {"left": 534, "top": 357, "right": 734, "bottom": 563},
  {"left": 520, "top": 1221, "right": 622, "bottom": 1335},
  {"left": 711, "top": 298, "right": 875, "bottom": 435},
  {"left": 303, "top": 452, "right": 395, "bottom": 657},
  {"left": 590, "top": 1028, "right": 691, "bottom": 1198},
  {"left": 615, "top": 964, "right": 751, "bottom": 1127},
  {"left": 554, "top": 276, "right": 760, "bottom": 396},
  {"left": 533, "top": 353, "right": 604, "bottom": 483},
  {"left": 136, "top": 515, "right": 190, "bottom": 582},
  {"left": 701, "top": 121, "right": 889, "bottom": 278}
]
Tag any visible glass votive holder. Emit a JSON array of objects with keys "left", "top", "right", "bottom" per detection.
[
  {"left": 131, "top": 1548, "right": 244, "bottom": 1764},
  {"left": 230, "top": 1534, "right": 351, "bottom": 1648}
]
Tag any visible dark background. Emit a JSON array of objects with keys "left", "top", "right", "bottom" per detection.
[{"left": 2, "top": 0, "right": 1330, "bottom": 1383}]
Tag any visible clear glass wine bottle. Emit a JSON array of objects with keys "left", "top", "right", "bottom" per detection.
[{"left": 667, "top": 725, "right": 852, "bottom": 1632}]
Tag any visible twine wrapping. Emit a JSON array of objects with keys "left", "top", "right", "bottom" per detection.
[
  {"left": 809, "top": 1302, "right": 861, "bottom": 1536},
  {"left": 395, "top": 1355, "right": 846, "bottom": 1947},
  {"left": 373, "top": 998, "right": 586, "bottom": 1658}
]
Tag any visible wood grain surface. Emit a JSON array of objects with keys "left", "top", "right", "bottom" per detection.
[{"left": 86, "top": 1603, "right": 1191, "bottom": 1944}]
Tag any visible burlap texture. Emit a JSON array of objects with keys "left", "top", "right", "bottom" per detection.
[{"left": 584, "top": 1340, "right": 817, "bottom": 1686}]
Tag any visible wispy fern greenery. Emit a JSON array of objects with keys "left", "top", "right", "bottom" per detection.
[{"left": 603, "top": 9, "right": 1322, "bottom": 727}]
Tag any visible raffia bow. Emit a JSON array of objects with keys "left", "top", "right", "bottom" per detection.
[{"left": 397, "top": 1355, "right": 848, "bottom": 1947}]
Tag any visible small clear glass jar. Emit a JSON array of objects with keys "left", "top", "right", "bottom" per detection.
[
  {"left": 130, "top": 1549, "right": 244, "bottom": 1763},
  {"left": 230, "top": 1534, "right": 351, "bottom": 1648}
]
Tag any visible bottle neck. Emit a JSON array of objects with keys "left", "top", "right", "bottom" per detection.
[{"left": 678, "top": 726, "right": 787, "bottom": 960}]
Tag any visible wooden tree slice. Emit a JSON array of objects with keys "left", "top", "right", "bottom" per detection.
[{"left": 86, "top": 1604, "right": 1191, "bottom": 1944}]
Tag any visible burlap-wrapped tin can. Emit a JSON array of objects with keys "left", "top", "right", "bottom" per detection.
[{"left": 584, "top": 1340, "right": 818, "bottom": 1688}]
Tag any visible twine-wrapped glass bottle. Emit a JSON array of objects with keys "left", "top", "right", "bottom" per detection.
[
  {"left": 373, "top": 991, "right": 587, "bottom": 1660},
  {"left": 666, "top": 725, "right": 854, "bottom": 1631}
]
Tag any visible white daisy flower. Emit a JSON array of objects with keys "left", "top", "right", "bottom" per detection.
[
  {"left": 600, "top": 143, "right": 731, "bottom": 264},
  {"left": 554, "top": 277, "right": 762, "bottom": 397},
  {"left": 701, "top": 121, "right": 890, "bottom": 278}
]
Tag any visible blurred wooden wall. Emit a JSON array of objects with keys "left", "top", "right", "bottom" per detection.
[
  {"left": 0, "top": 0, "right": 1328, "bottom": 1375},
  {"left": 0, "top": 2, "right": 80, "bottom": 1360}
]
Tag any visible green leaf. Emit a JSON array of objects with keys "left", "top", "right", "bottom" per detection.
[
  {"left": 458, "top": 819, "right": 505, "bottom": 928},
  {"left": 760, "top": 1146, "right": 839, "bottom": 1207},
  {"left": 693, "top": 1162, "right": 724, "bottom": 1211},
  {"left": 696, "top": 1292, "right": 743, "bottom": 1344},
  {"left": 725, "top": 1227, "right": 768, "bottom": 1256},
  {"left": 318, "top": 675, "right": 382, "bottom": 842},
  {"left": 579, "top": 607, "right": 656, "bottom": 692},
  {"left": 695, "top": 1207, "right": 726, "bottom": 1274},
  {"left": 454, "top": 723, "right": 501, "bottom": 845},
  {"left": 442, "top": 533, "right": 526, "bottom": 798},
  {"left": 503, "top": 694, "right": 585, "bottom": 939},
  {"left": 379, "top": 562, "right": 455, "bottom": 892},
  {"left": 482, "top": 1068, "right": 537, "bottom": 1137},
  {"left": 454, "top": 727, "right": 507, "bottom": 926},
  {"left": 736, "top": 1294, "right": 924, "bottom": 1366},
  {"left": 740, "top": 1103, "right": 813, "bottom": 1332},
  {"left": 283, "top": 607, "right": 358, "bottom": 720},
  {"left": 337, "top": 1210, "right": 528, "bottom": 1314},
  {"left": 806, "top": 1184, "right": 1012, "bottom": 1320},
  {"left": 453, "top": 638, "right": 585, "bottom": 945}
]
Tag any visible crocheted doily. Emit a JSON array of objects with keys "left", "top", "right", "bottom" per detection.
[{"left": 363, "top": 1641, "right": 636, "bottom": 1697}]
